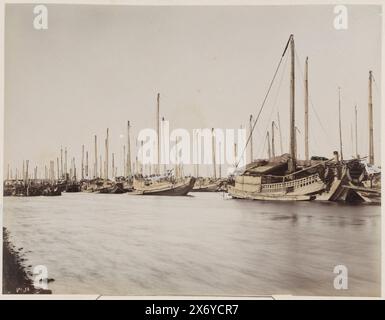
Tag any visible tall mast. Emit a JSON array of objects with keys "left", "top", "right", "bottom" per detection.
[
  {"left": 127, "top": 121, "right": 132, "bottom": 177},
  {"left": 81, "top": 144, "right": 84, "bottom": 180},
  {"left": 271, "top": 121, "right": 276, "bottom": 158},
  {"left": 368, "top": 71, "right": 374, "bottom": 164},
  {"left": 288, "top": 34, "right": 296, "bottom": 172},
  {"left": 50, "top": 160, "right": 54, "bottom": 182},
  {"left": 338, "top": 87, "right": 344, "bottom": 160},
  {"left": 99, "top": 155, "right": 102, "bottom": 178},
  {"left": 112, "top": 153, "right": 115, "bottom": 179},
  {"left": 162, "top": 117, "right": 167, "bottom": 174},
  {"left": 7, "top": 164, "right": 9, "bottom": 180},
  {"left": 73, "top": 157, "right": 76, "bottom": 181},
  {"left": 350, "top": 123, "right": 353, "bottom": 158},
  {"left": 86, "top": 151, "right": 89, "bottom": 178},
  {"left": 156, "top": 93, "right": 160, "bottom": 175},
  {"left": 218, "top": 141, "right": 222, "bottom": 179},
  {"left": 94, "top": 135, "right": 98, "bottom": 178},
  {"left": 267, "top": 131, "right": 271, "bottom": 159},
  {"left": 233, "top": 142, "right": 238, "bottom": 170},
  {"left": 212, "top": 128, "right": 217, "bottom": 179},
  {"left": 249, "top": 114, "right": 253, "bottom": 163},
  {"left": 123, "top": 145, "right": 126, "bottom": 176},
  {"left": 57, "top": 157, "right": 59, "bottom": 180},
  {"left": 140, "top": 141, "right": 144, "bottom": 175},
  {"left": 25, "top": 160, "right": 29, "bottom": 184},
  {"left": 105, "top": 128, "right": 109, "bottom": 180},
  {"left": 295, "top": 127, "right": 300, "bottom": 159},
  {"left": 70, "top": 159, "right": 73, "bottom": 180},
  {"left": 195, "top": 130, "right": 199, "bottom": 177},
  {"left": 277, "top": 112, "right": 283, "bottom": 155},
  {"left": 60, "top": 146, "right": 63, "bottom": 178},
  {"left": 304, "top": 56, "right": 309, "bottom": 161},
  {"left": 64, "top": 147, "right": 68, "bottom": 179},
  {"left": 355, "top": 105, "right": 358, "bottom": 158}
]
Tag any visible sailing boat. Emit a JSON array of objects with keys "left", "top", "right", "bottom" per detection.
[
  {"left": 228, "top": 35, "right": 327, "bottom": 201},
  {"left": 317, "top": 71, "right": 381, "bottom": 204},
  {"left": 133, "top": 93, "right": 195, "bottom": 196},
  {"left": 192, "top": 128, "right": 224, "bottom": 192}
]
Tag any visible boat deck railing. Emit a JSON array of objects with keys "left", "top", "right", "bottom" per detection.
[{"left": 261, "top": 174, "right": 321, "bottom": 193}]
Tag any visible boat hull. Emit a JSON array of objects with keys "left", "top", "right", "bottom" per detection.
[
  {"left": 192, "top": 183, "right": 219, "bottom": 192},
  {"left": 134, "top": 177, "right": 196, "bottom": 196},
  {"left": 228, "top": 186, "right": 315, "bottom": 201}
]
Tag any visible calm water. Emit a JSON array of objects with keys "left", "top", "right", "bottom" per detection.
[{"left": 3, "top": 192, "right": 381, "bottom": 296}]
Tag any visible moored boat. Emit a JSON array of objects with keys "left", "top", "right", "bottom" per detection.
[
  {"left": 133, "top": 176, "right": 196, "bottom": 196},
  {"left": 228, "top": 154, "right": 327, "bottom": 201}
]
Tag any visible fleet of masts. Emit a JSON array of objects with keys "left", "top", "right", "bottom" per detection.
[{"left": 3, "top": 34, "right": 380, "bottom": 202}]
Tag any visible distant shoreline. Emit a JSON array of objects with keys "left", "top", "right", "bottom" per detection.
[{"left": 2, "top": 227, "right": 51, "bottom": 294}]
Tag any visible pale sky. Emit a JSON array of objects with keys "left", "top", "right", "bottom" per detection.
[{"left": 4, "top": 4, "right": 382, "bottom": 177}]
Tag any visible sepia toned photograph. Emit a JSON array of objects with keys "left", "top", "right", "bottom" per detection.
[{"left": 1, "top": 2, "right": 382, "bottom": 299}]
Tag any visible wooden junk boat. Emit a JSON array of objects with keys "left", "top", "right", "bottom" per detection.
[
  {"left": 133, "top": 175, "right": 196, "bottom": 196},
  {"left": 192, "top": 177, "right": 223, "bottom": 192},
  {"left": 228, "top": 35, "right": 381, "bottom": 203},
  {"left": 228, "top": 35, "right": 324, "bottom": 201},
  {"left": 98, "top": 181, "right": 127, "bottom": 194},
  {"left": 317, "top": 156, "right": 381, "bottom": 204},
  {"left": 132, "top": 93, "right": 195, "bottom": 196},
  {"left": 228, "top": 154, "right": 327, "bottom": 201}
]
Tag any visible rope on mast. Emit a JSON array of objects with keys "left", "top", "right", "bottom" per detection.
[{"left": 235, "top": 35, "right": 292, "bottom": 168}]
